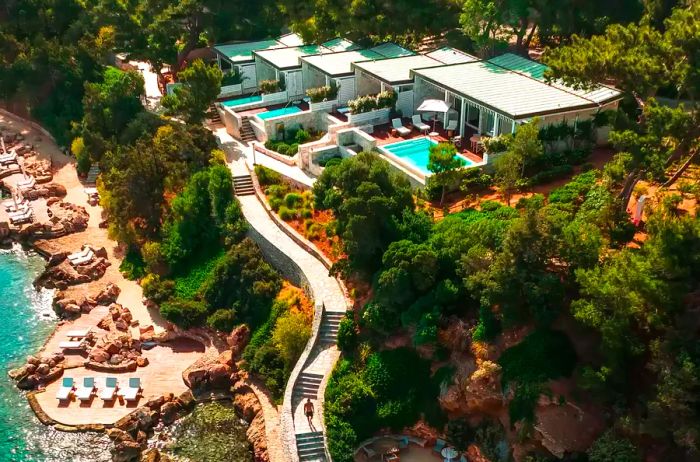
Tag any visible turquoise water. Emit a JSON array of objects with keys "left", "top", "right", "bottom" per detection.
[
  {"left": 382, "top": 137, "right": 475, "bottom": 175},
  {"left": 221, "top": 94, "right": 262, "bottom": 108},
  {"left": 0, "top": 246, "right": 110, "bottom": 461},
  {"left": 257, "top": 106, "right": 303, "bottom": 120}
]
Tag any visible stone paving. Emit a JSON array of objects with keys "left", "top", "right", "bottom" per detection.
[{"left": 229, "top": 152, "right": 348, "bottom": 460}]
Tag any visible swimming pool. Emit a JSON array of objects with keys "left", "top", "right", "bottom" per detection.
[
  {"left": 256, "top": 106, "right": 303, "bottom": 120},
  {"left": 381, "top": 137, "right": 474, "bottom": 175},
  {"left": 221, "top": 95, "right": 262, "bottom": 108}
]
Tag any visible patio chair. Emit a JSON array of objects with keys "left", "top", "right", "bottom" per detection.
[
  {"left": 56, "top": 377, "right": 74, "bottom": 401},
  {"left": 398, "top": 436, "right": 409, "bottom": 449},
  {"left": 411, "top": 115, "right": 430, "bottom": 134},
  {"left": 100, "top": 377, "right": 119, "bottom": 401},
  {"left": 65, "top": 328, "right": 90, "bottom": 339},
  {"left": 445, "top": 120, "right": 458, "bottom": 135},
  {"left": 391, "top": 118, "right": 411, "bottom": 137},
  {"left": 120, "top": 377, "right": 142, "bottom": 402},
  {"left": 58, "top": 340, "right": 85, "bottom": 350},
  {"left": 17, "top": 177, "right": 36, "bottom": 191},
  {"left": 76, "top": 377, "right": 96, "bottom": 401},
  {"left": 70, "top": 250, "right": 95, "bottom": 266},
  {"left": 361, "top": 445, "right": 376, "bottom": 458},
  {"left": 433, "top": 438, "right": 446, "bottom": 453},
  {"left": 68, "top": 246, "right": 92, "bottom": 263}
]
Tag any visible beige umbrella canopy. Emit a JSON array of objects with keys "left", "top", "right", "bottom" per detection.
[{"left": 417, "top": 99, "right": 450, "bottom": 133}]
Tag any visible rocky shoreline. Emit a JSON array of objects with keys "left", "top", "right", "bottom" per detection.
[{"left": 1, "top": 115, "right": 272, "bottom": 462}]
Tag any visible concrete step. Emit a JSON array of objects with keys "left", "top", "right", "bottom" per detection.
[{"left": 296, "top": 432, "right": 326, "bottom": 461}]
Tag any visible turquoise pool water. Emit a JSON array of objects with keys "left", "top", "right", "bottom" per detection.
[
  {"left": 382, "top": 137, "right": 474, "bottom": 175},
  {"left": 257, "top": 106, "right": 303, "bottom": 120},
  {"left": 0, "top": 246, "right": 110, "bottom": 461},
  {"left": 221, "top": 94, "right": 262, "bottom": 108}
]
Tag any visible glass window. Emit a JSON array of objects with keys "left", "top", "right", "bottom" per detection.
[{"left": 467, "top": 103, "right": 480, "bottom": 128}]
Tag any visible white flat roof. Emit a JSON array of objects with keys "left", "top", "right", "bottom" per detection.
[
  {"left": 488, "top": 53, "right": 622, "bottom": 105},
  {"left": 425, "top": 46, "right": 478, "bottom": 64},
  {"left": 255, "top": 45, "right": 329, "bottom": 70},
  {"left": 369, "top": 42, "right": 414, "bottom": 58},
  {"left": 303, "top": 49, "right": 384, "bottom": 77},
  {"left": 414, "top": 61, "right": 600, "bottom": 119},
  {"left": 354, "top": 55, "right": 442, "bottom": 85}
]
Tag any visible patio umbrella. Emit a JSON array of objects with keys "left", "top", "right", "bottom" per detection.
[{"left": 417, "top": 99, "right": 450, "bottom": 133}]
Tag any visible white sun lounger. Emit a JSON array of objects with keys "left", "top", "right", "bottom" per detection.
[
  {"left": 65, "top": 328, "right": 90, "bottom": 339},
  {"left": 18, "top": 178, "right": 36, "bottom": 191},
  {"left": 0, "top": 151, "right": 17, "bottom": 164},
  {"left": 70, "top": 250, "right": 94, "bottom": 266},
  {"left": 56, "top": 377, "right": 74, "bottom": 401},
  {"left": 4, "top": 199, "right": 29, "bottom": 213},
  {"left": 76, "top": 377, "right": 96, "bottom": 401},
  {"left": 58, "top": 340, "right": 85, "bottom": 350},
  {"left": 392, "top": 118, "right": 411, "bottom": 137},
  {"left": 411, "top": 115, "right": 430, "bottom": 133},
  {"left": 119, "top": 377, "right": 141, "bottom": 401},
  {"left": 100, "top": 377, "right": 118, "bottom": 401},
  {"left": 9, "top": 208, "right": 33, "bottom": 225},
  {"left": 68, "top": 246, "right": 91, "bottom": 262}
]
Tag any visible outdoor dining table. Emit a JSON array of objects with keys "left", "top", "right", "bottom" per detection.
[{"left": 441, "top": 446, "right": 459, "bottom": 461}]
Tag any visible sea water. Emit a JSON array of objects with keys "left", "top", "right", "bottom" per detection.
[{"left": 0, "top": 245, "right": 110, "bottom": 461}]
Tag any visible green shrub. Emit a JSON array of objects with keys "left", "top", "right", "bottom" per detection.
[
  {"left": 266, "top": 184, "right": 289, "bottom": 200},
  {"left": 278, "top": 206, "right": 295, "bottom": 220},
  {"left": 587, "top": 429, "right": 640, "bottom": 462},
  {"left": 160, "top": 298, "right": 208, "bottom": 328},
  {"left": 306, "top": 85, "right": 338, "bottom": 103},
  {"left": 284, "top": 193, "right": 303, "bottom": 208},
  {"left": 173, "top": 249, "right": 226, "bottom": 300},
  {"left": 447, "top": 417, "right": 475, "bottom": 451},
  {"left": 141, "top": 241, "right": 165, "bottom": 274},
  {"left": 294, "top": 129, "right": 311, "bottom": 144},
  {"left": 255, "top": 165, "right": 282, "bottom": 186},
  {"left": 300, "top": 208, "right": 313, "bottom": 219},
  {"left": 120, "top": 248, "right": 146, "bottom": 280},
  {"left": 259, "top": 79, "right": 281, "bottom": 94},
  {"left": 337, "top": 313, "right": 358, "bottom": 353},
  {"left": 207, "top": 308, "right": 236, "bottom": 332},
  {"left": 221, "top": 70, "right": 243, "bottom": 86},
  {"left": 141, "top": 274, "right": 175, "bottom": 304},
  {"left": 268, "top": 197, "right": 283, "bottom": 211}
]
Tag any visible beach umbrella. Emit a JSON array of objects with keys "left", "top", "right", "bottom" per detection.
[{"left": 417, "top": 99, "right": 450, "bottom": 133}]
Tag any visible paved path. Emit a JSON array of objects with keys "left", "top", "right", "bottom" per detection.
[{"left": 228, "top": 152, "right": 348, "bottom": 461}]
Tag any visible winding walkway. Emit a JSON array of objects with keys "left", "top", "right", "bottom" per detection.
[{"left": 227, "top": 151, "right": 348, "bottom": 462}]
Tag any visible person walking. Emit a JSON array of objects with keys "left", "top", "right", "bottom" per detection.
[{"left": 304, "top": 398, "right": 315, "bottom": 428}]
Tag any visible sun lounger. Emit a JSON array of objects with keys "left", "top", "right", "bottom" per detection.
[
  {"left": 65, "top": 328, "right": 90, "bottom": 339},
  {"left": 4, "top": 199, "right": 29, "bottom": 212},
  {"left": 433, "top": 439, "right": 446, "bottom": 453},
  {"left": 411, "top": 115, "right": 430, "bottom": 133},
  {"left": 120, "top": 377, "right": 142, "bottom": 401},
  {"left": 56, "top": 377, "right": 74, "bottom": 401},
  {"left": 100, "top": 377, "right": 118, "bottom": 401},
  {"left": 58, "top": 340, "right": 85, "bottom": 350},
  {"left": 76, "top": 377, "right": 96, "bottom": 401},
  {"left": 392, "top": 118, "right": 411, "bottom": 137},
  {"left": 68, "top": 246, "right": 92, "bottom": 262},
  {"left": 17, "top": 177, "right": 36, "bottom": 191},
  {"left": 70, "top": 250, "right": 94, "bottom": 266},
  {"left": 0, "top": 151, "right": 17, "bottom": 164},
  {"left": 16, "top": 175, "right": 34, "bottom": 187},
  {"left": 398, "top": 436, "right": 409, "bottom": 448},
  {"left": 9, "top": 208, "right": 33, "bottom": 225},
  {"left": 361, "top": 445, "right": 376, "bottom": 458}
]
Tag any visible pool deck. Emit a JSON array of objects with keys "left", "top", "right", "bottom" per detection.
[{"left": 371, "top": 119, "right": 483, "bottom": 164}]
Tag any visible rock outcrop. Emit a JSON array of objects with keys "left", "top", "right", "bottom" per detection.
[
  {"left": 34, "top": 254, "right": 111, "bottom": 289},
  {"left": 9, "top": 353, "right": 65, "bottom": 390},
  {"left": 52, "top": 283, "right": 121, "bottom": 318}
]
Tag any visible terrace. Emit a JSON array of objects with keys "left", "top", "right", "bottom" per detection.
[
  {"left": 370, "top": 117, "right": 486, "bottom": 186},
  {"left": 354, "top": 435, "right": 467, "bottom": 462}
]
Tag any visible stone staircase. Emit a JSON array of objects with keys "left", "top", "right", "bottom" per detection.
[
  {"left": 207, "top": 104, "right": 221, "bottom": 124},
  {"left": 233, "top": 174, "right": 255, "bottom": 196},
  {"left": 318, "top": 311, "right": 343, "bottom": 344},
  {"left": 295, "top": 431, "right": 327, "bottom": 462},
  {"left": 84, "top": 164, "right": 100, "bottom": 185},
  {"left": 293, "top": 372, "right": 323, "bottom": 399},
  {"left": 239, "top": 116, "right": 257, "bottom": 143}
]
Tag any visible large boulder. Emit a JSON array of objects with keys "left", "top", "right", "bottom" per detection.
[
  {"left": 96, "top": 283, "right": 121, "bottom": 305},
  {"left": 160, "top": 401, "right": 179, "bottom": 425},
  {"left": 207, "top": 363, "right": 233, "bottom": 389},
  {"left": 111, "top": 440, "right": 141, "bottom": 462},
  {"left": 89, "top": 348, "right": 110, "bottom": 363},
  {"left": 227, "top": 324, "right": 250, "bottom": 357}
]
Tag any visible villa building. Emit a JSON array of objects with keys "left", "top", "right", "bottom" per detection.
[{"left": 211, "top": 35, "right": 623, "bottom": 186}]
